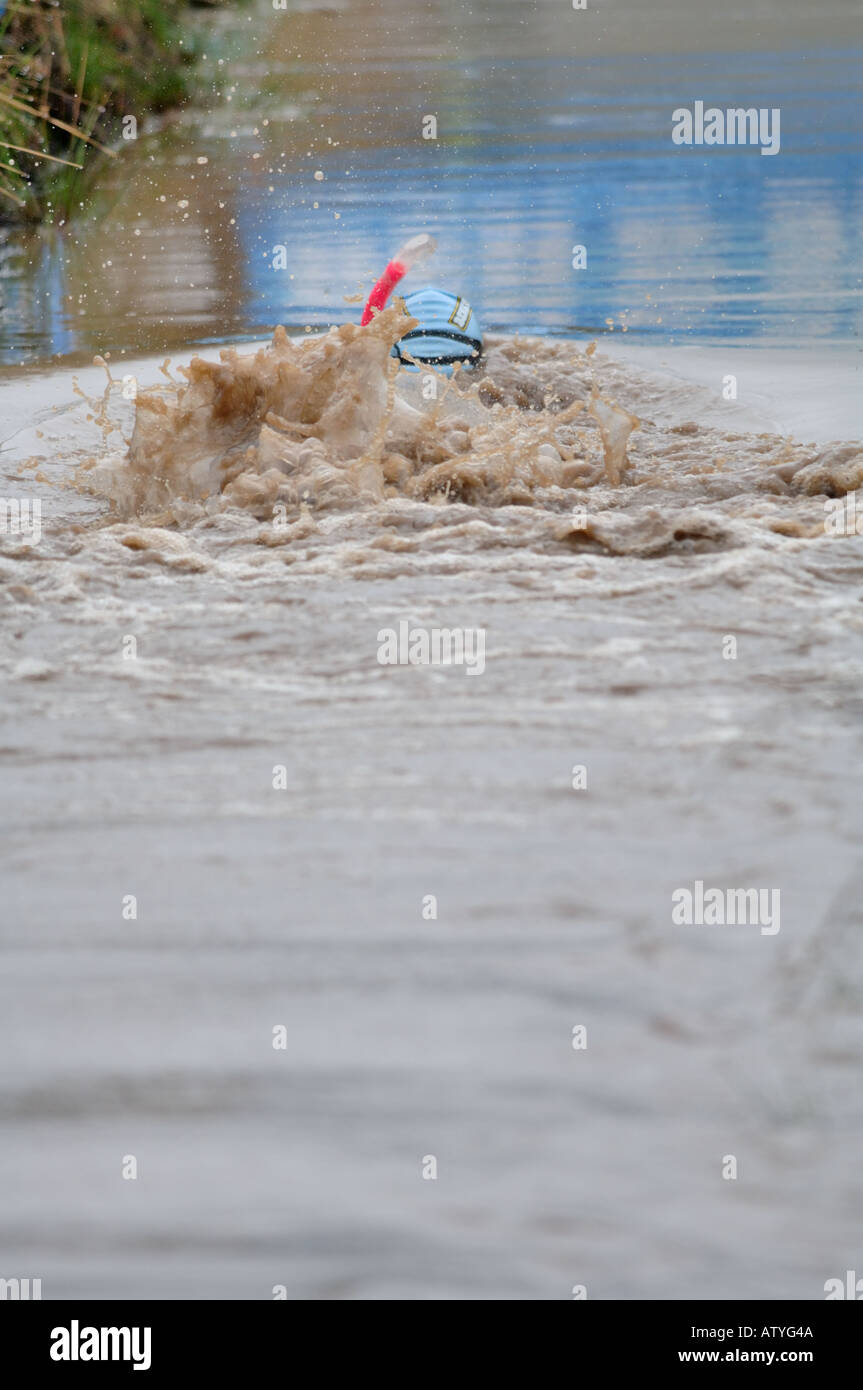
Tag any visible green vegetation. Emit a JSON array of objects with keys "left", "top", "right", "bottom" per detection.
[{"left": 0, "top": 0, "right": 202, "bottom": 222}]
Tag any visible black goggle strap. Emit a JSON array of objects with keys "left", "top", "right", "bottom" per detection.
[{"left": 396, "top": 328, "right": 484, "bottom": 357}]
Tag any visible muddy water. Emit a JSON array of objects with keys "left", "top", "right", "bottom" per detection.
[
  {"left": 2, "top": 0, "right": 863, "bottom": 1302},
  {"left": 3, "top": 313, "right": 863, "bottom": 1297}
]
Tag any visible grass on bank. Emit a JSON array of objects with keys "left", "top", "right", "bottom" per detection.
[{"left": 0, "top": 0, "right": 199, "bottom": 223}]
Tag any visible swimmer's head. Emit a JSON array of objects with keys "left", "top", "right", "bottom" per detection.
[{"left": 393, "top": 287, "right": 483, "bottom": 373}]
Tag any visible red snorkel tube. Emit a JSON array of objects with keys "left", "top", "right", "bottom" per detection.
[{"left": 360, "top": 233, "right": 436, "bottom": 325}]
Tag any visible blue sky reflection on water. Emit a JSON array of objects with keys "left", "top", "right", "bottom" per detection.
[
  {"left": 239, "top": 48, "right": 863, "bottom": 347},
  {"left": 0, "top": 36, "right": 860, "bottom": 362}
]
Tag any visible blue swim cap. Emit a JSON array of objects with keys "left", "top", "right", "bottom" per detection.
[{"left": 393, "top": 287, "right": 483, "bottom": 370}]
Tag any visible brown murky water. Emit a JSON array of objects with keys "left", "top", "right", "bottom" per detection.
[{"left": 2, "top": 309, "right": 862, "bottom": 1296}]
